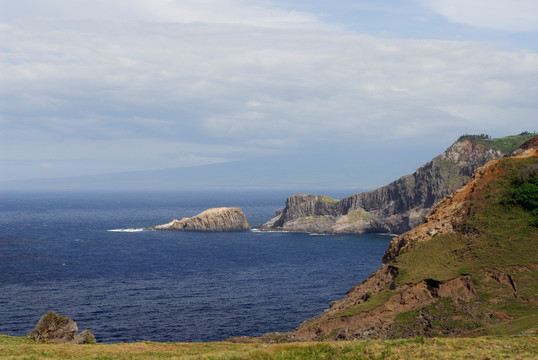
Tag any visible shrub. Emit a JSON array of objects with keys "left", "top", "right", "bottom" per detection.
[{"left": 508, "top": 174, "right": 538, "bottom": 227}]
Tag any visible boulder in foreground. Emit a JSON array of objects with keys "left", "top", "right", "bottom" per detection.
[
  {"left": 151, "top": 207, "right": 250, "bottom": 231},
  {"left": 27, "top": 312, "right": 96, "bottom": 344}
]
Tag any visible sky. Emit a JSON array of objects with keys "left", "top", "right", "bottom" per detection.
[{"left": 1, "top": 0, "right": 537, "bottom": 187}]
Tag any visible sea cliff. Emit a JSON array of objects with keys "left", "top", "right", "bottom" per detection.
[
  {"left": 257, "top": 133, "right": 535, "bottom": 235},
  {"left": 287, "top": 135, "right": 538, "bottom": 340}
]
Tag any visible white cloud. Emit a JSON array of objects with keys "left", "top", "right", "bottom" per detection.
[
  {"left": 1, "top": 4, "right": 537, "bottom": 181},
  {"left": 0, "top": 0, "right": 323, "bottom": 29},
  {"left": 425, "top": 0, "right": 538, "bottom": 31},
  {"left": 3, "top": 22, "right": 536, "bottom": 141}
]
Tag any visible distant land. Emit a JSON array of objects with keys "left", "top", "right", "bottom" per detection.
[
  {"left": 2, "top": 133, "right": 535, "bottom": 195},
  {"left": 0, "top": 142, "right": 447, "bottom": 191},
  {"left": 0, "top": 154, "right": 370, "bottom": 191}
]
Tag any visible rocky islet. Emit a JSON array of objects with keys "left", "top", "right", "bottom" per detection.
[{"left": 150, "top": 206, "right": 250, "bottom": 232}]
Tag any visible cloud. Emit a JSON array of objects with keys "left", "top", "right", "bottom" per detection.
[
  {"left": 3, "top": 22, "right": 536, "bottom": 142},
  {"left": 425, "top": 0, "right": 538, "bottom": 31},
  {"left": 0, "top": 0, "right": 323, "bottom": 29},
  {"left": 1, "top": 2, "right": 537, "bottom": 181}
]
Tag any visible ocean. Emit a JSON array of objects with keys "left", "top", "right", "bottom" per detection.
[{"left": 0, "top": 190, "right": 392, "bottom": 343}]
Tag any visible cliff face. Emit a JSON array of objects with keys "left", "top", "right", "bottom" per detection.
[
  {"left": 287, "top": 136, "right": 538, "bottom": 341},
  {"left": 258, "top": 134, "right": 535, "bottom": 235},
  {"left": 151, "top": 207, "right": 250, "bottom": 231}
]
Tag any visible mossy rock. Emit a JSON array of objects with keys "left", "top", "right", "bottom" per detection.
[{"left": 27, "top": 312, "right": 96, "bottom": 344}]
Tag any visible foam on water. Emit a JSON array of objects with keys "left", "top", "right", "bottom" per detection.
[{"left": 108, "top": 228, "right": 145, "bottom": 232}]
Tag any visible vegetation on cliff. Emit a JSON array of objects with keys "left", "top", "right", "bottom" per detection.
[
  {"left": 258, "top": 132, "right": 536, "bottom": 235},
  {"left": 506, "top": 165, "right": 538, "bottom": 227},
  {"left": 457, "top": 132, "right": 536, "bottom": 153},
  {"left": 293, "top": 136, "right": 537, "bottom": 340}
]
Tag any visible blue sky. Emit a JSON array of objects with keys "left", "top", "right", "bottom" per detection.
[{"left": 1, "top": 0, "right": 537, "bottom": 187}]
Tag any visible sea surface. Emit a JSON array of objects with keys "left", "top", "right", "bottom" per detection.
[{"left": 0, "top": 190, "right": 392, "bottom": 343}]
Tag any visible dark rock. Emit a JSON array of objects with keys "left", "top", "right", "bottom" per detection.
[{"left": 28, "top": 312, "right": 96, "bottom": 344}]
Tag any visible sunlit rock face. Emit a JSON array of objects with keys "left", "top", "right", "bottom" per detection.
[{"left": 151, "top": 207, "right": 250, "bottom": 231}]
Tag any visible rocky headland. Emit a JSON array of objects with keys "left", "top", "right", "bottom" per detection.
[
  {"left": 265, "top": 135, "right": 537, "bottom": 341},
  {"left": 256, "top": 133, "right": 536, "bottom": 235},
  {"left": 150, "top": 207, "right": 250, "bottom": 231}
]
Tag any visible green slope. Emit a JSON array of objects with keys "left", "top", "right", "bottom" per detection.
[
  {"left": 296, "top": 145, "right": 537, "bottom": 340},
  {"left": 390, "top": 156, "right": 538, "bottom": 336}
]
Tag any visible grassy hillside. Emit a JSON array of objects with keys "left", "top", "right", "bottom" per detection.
[
  {"left": 1, "top": 334, "right": 537, "bottom": 359},
  {"left": 389, "top": 157, "right": 538, "bottom": 335},
  {"left": 389, "top": 157, "right": 538, "bottom": 338},
  {"left": 295, "top": 142, "right": 537, "bottom": 340}
]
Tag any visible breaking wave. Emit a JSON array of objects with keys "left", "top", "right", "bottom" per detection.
[{"left": 108, "top": 228, "right": 145, "bottom": 232}]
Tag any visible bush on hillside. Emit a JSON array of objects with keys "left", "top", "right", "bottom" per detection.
[{"left": 508, "top": 171, "right": 538, "bottom": 227}]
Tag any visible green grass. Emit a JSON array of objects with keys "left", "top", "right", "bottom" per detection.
[
  {"left": 318, "top": 195, "right": 339, "bottom": 204},
  {"left": 457, "top": 132, "right": 536, "bottom": 153},
  {"left": 346, "top": 209, "right": 374, "bottom": 221},
  {"left": 295, "top": 216, "right": 332, "bottom": 223},
  {"left": 507, "top": 173, "right": 538, "bottom": 227},
  {"left": 1, "top": 335, "right": 537, "bottom": 359},
  {"left": 396, "top": 157, "right": 538, "bottom": 279},
  {"left": 474, "top": 314, "right": 538, "bottom": 336},
  {"left": 391, "top": 297, "right": 483, "bottom": 338},
  {"left": 330, "top": 291, "right": 396, "bottom": 319},
  {"left": 510, "top": 266, "right": 538, "bottom": 300},
  {"left": 379, "top": 156, "right": 538, "bottom": 336},
  {"left": 296, "top": 156, "right": 537, "bottom": 339},
  {"left": 394, "top": 233, "right": 470, "bottom": 285}
]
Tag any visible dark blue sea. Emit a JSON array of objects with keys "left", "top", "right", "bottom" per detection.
[{"left": 0, "top": 190, "right": 392, "bottom": 343}]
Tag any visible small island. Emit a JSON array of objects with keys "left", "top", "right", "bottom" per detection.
[{"left": 149, "top": 207, "right": 250, "bottom": 231}]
